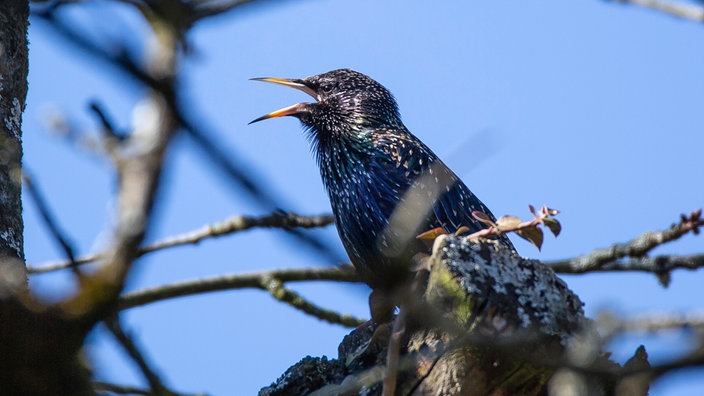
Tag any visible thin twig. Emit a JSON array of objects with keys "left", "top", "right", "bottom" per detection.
[
  {"left": 597, "top": 311, "right": 704, "bottom": 340},
  {"left": 89, "top": 100, "right": 125, "bottom": 141},
  {"left": 28, "top": 212, "right": 335, "bottom": 273},
  {"left": 140, "top": 211, "right": 333, "bottom": 255},
  {"left": 192, "top": 0, "right": 273, "bottom": 20},
  {"left": 104, "top": 315, "right": 175, "bottom": 396},
  {"left": 262, "top": 276, "right": 365, "bottom": 327},
  {"left": 117, "top": 266, "right": 364, "bottom": 326},
  {"left": 93, "top": 381, "right": 151, "bottom": 395},
  {"left": 22, "top": 170, "right": 80, "bottom": 275},
  {"left": 93, "top": 381, "right": 207, "bottom": 396},
  {"left": 549, "top": 253, "right": 704, "bottom": 275},
  {"left": 546, "top": 210, "right": 703, "bottom": 276}
]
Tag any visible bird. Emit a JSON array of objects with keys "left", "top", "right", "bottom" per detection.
[{"left": 250, "top": 69, "right": 515, "bottom": 320}]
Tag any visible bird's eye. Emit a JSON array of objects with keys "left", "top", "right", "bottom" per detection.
[{"left": 319, "top": 82, "right": 335, "bottom": 94}]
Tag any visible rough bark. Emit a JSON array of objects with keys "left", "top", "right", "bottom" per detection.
[
  {"left": 260, "top": 237, "right": 642, "bottom": 395},
  {"left": 0, "top": 0, "right": 28, "bottom": 289}
]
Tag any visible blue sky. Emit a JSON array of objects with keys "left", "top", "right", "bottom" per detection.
[{"left": 23, "top": 1, "right": 703, "bottom": 394}]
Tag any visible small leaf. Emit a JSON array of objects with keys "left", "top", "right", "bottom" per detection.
[
  {"left": 496, "top": 215, "right": 522, "bottom": 231},
  {"left": 528, "top": 204, "right": 537, "bottom": 216},
  {"left": 416, "top": 227, "right": 447, "bottom": 241},
  {"left": 543, "top": 217, "right": 562, "bottom": 237},
  {"left": 472, "top": 211, "right": 495, "bottom": 227},
  {"left": 516, "top": 225, "right": 544, "bottom": 251}
]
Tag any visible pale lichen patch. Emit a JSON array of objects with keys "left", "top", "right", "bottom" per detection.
[
  {"left": 430, "top": 235, "right": 585, "bottom": 342},
  {"left": 0, "top": 228, "right": 21, "bottom": 257},
  {"left": 3, "top": 97, "right": 22, "bottom": 140}
]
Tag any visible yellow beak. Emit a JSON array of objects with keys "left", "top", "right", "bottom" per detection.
[{"left": 249, "top": 77, "right": 319, "bottom": 124}]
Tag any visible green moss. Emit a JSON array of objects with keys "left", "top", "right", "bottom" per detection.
[{"left": 424, "top": 259, "right": 476, "bottom": 329}]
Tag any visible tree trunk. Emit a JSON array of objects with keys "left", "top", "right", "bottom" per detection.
[{"left": 0, "top": 0, "right": 28, "bottom": 289}]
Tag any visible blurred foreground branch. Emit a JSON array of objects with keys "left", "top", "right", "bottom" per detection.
[
  {"left": 33, "top": 0, "right": 345, "bottom": 265},
  {"left": 614, "top": 0, "right": 704, "bottom": 22},
  {"left": 1, "top": 0, "right": 184, "bottom": 393}
]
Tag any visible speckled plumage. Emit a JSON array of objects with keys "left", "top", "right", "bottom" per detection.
[{"left": 252, "top": 69, "right": 515, "bottom": 290}]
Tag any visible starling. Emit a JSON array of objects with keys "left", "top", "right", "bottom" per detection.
[{"left": 251, "top": 69, "right": 515, "bottom": 301}]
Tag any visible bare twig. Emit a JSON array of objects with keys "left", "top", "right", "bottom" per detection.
[
  {"left": 104, "top": 316, "right": 176, "bottom": 396},
  {"left": 648, "top": 346, "right": 704, "bottom": 380},
  {"left": 93, "top": 381, "right": 206, "bottom": 396},
  {"left": 22, "top": 170, "right": 80, "bottom": 275},
  {"left": 614, "top": 0, "right": 704, "bottom": 22},
  {"left": 192, "top": 0, "right": 279, "bottom": 21},
  {"left": 546, "top": 210, "right": 703, "bottom": 278},
  {"left": 118, "top": 266, "right": 364, "bottom": 326},
  {"left": 141, "top": 211, "right": 334, "bottom": 253},
  {"left": 93, "top": 381, "right": 152, "bottom": 395},
  {"left": 89, "top": 100, "right": 125, "bottom": 141},
  {"left": 262, "top": 276, "right": 365, "bottom": 327},
  {"left": 597, "top": 311, "right": 704, "bottom": 340},
  {"left": 28, "top": 212, "right": 335, "bottom": 274},
  {"left": 549, "top": 253, "right": 704, "bottom": 275}
]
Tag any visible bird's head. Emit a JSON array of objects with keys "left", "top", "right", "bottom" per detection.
[{"left": 250, "top": 69, "right": 402, "bottom": 136}]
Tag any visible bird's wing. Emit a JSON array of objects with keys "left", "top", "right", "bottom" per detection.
[{"left": 372, "top": 129, "right": 498, "bottom": 235}]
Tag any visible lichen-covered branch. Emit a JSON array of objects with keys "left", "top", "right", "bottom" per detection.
[{"left": 262, "top": 237, "right": 598, "bottom": 395}]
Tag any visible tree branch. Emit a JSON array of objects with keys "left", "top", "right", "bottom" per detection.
[
  {"left": 22, "top": 170, "right": 80, "bottom": 275},
  {"left": 546, "top": 210, "right": 702, "bottom": 281},
  {"left": 596, "top": 311, "right": 704, "bottom": 339},
  {"left": 549, "top": 253, "right": 704, "bottom": 284},
  {"left": 93, "top": 381, "right": 152, "bottom": 395},
  {"left": 28, "top": 212, "right": 335, "bottom": 274},
  {"left": 117, "top": 266, "right": 363, "bottom": 326},
  {"left": 104, "top": 316, "right": 178, "bottom": 396},
  {"left": 93, "top": 381, "right": 206, "bottom": 396},
  {"left": 262, "top": 276, "right": 365, "bottom": 327}
]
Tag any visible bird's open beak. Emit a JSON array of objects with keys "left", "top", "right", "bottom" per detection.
[{"left": 249, "top": 77, "right": 318, "bottom": 124}]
